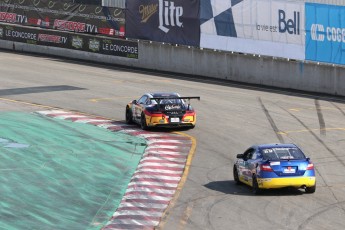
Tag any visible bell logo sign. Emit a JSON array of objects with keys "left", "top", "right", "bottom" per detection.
[{"left": 278, "top": 10, "right": 300, "bottom": 35}]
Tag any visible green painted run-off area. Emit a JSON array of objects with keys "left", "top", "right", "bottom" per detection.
[{"left": 0, "top": 112, "right": 146, "bottom": 230}]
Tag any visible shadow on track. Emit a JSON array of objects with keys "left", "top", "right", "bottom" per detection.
[
  {"left": 204, "top": 180, "right": 304, "bottom": 196},
  {"left": 118, "top": 120, "right": 194, "bottom": 133}
]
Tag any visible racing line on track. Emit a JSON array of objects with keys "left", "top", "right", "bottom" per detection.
[{"left": 36, "top": 110, "right": 193, "bottom": 230}]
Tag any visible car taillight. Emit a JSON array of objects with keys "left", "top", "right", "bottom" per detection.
[
  {"left": 306, "top": 163, "right": 314, "bottom": 170},
  {"left": 185, "top": 110, "right": 194, "bottom": 114},
  {"left": 260, "top": 164, "right": 273, "bottom": 172}
]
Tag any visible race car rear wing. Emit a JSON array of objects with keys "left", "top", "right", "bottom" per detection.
[
  {"left": 150, "top": 97, "right": 200, "bottom": 103},
  {"left": 150, "top": 97, "right": 200, "bottom": 110}
]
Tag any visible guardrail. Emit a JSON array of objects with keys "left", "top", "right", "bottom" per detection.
[{"left": 1, "top": 34, "right": 345, "bottom": 97}]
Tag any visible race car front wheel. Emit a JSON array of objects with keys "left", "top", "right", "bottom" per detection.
[
  {"left": 233, "top": 165, "right": 240, "bottom": 185},
  {"left": 125, "top": 107, "right": 133, "bottom": 124}
]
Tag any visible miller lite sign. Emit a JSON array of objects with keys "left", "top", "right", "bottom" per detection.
[
  {"left": 158, "top": 0, "right": 183, "bottom": 33},
  {"left": 126, "top": 0, "right": 200, "bottom": 46}
]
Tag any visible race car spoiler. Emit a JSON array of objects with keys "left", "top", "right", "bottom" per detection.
[
  {"left": 150, "top": 97, "right": 200, "bottom": 103},
  {"left": 150, "top": 97, "right": 200, "bottom": 111}
]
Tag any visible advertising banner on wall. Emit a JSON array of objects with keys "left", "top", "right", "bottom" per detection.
[
  {"left": 0, "top": 24, "right": 138, "bottom": 59},
  {"left": 200, "top": 0, "right": 305, "bottom": 60},
  {"left": 0, "top": 0, "right": 125, "bottom": 37},
  {"left": 125, "top": 0, "right": 200, "bottom": 46},
  {"left": 305, "top": 3, "right": 345, "bottom": 65}
]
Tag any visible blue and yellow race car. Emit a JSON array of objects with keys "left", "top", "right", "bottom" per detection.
[
  {"left": 233, "top": 143, "right": 316, "bottom": 194},
  {"left": 125, "top": 92, "right": 200, "bottom": 130}
]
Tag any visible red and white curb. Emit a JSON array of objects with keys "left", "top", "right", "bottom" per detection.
[{"left": 36, "top": 110, "right": 193, "bottom": 230}]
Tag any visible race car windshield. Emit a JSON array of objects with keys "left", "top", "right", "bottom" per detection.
[{"left": 261, "top": 148, "right": 305, "bottom": 160}]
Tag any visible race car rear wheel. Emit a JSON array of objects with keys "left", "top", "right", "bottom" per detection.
[
  {"left": 252, "top": 175, "right": 262, "bottom": 195},
  {"left": 305, "top": 184, "right": 316, "bottom": 194},
  {"left": 141, "top": 113, "right": 148, "bottom": 130},
  {"left": 233, "top": 165, "right": 240, "bottom": 185},
  {"left": 125, "top": 107, "right": 133, "bottom": 124}
]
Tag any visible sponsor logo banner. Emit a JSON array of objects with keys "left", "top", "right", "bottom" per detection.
[
  {"left": 305, "top": 3, "right": 345, "bottom": 65},
  {"left": 200, "top": 0, "right": 305, "bottom": 60},
  {"left": 126, "top": 0, "right": 200, "bottom": 46},
  {"left": 0, "top": 24, "right": 138, "bottom": 59},
  {"left": 0, "top": 0, "right": 125, "bottom": 37}
]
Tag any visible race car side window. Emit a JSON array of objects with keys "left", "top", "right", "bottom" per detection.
[
  {"left": 243, "top": 148, "right": 255, "bottom": 160},
  {"left": 138, "top": 95, "right": 148, "bottom": 104},
  {"left": 144, "top": 97, "right": 152, "bottom": 105},
  {"left": 248, "top": 150, "right": 255, "bottom": 160},
  {"left": 252, "top": 151, "right": 259, "bottom": 160}
]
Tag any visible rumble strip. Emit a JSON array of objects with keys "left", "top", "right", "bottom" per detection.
[{"left": 36, "top": 110, "right": 192, "bottom": 230}]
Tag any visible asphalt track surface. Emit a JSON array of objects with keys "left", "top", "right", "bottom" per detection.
[{"left": 1, "top": 50, "right": 345, "bottom": 230}]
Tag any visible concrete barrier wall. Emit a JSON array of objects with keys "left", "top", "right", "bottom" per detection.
[{"left": 1, "top": 39, "right": 344, "bottom": 96}]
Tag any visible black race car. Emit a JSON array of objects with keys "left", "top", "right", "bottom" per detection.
[{"left": 125, "top": 92, "right": 200, "bottom": 130}]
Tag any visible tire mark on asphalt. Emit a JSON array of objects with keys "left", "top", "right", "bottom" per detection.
[
  {"left": 298, "top": 200, "right": 345, "bottom": 230},
  {"left": 258, "top": 97, "right": 284, "bottom": 143},
  {"left": 263, "top": 197, "right": 291, "bottom": 229},
  {"left": 277, "top": 105, "right": 342, "bottom": 187},
  {"left": 178, "top": 203, "right": 194, "bottom": 230},
  {"left": 315, "top": 99, "right": 326, "bottom": 136},
  {"left": 189, "top": 195, "right": 240, "bottom": 230},
  {"left": 331, "top": 102, "right": 345, "bottom": 116},
  {"left": 279, "top": 105, "right": 345, "bottom": 168},
  {"left": 284, "top": 208, "right": 295, "bottom": 229},
  {"left": 330, "top": 102, "right": 345, "bottom": 152},
  {"left": 277, "top": 104, "right": 345, "bottom": 215},
  {"left": 207, "top": 196, "right": 230, "bottom": 230},
  {"left": 205, "top": 163, "right": 232, "bottom": 182},
  {"left": 204, "top": 165, "right": 238, "bottom": 230}
]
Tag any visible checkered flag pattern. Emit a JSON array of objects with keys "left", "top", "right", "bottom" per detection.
[{"left": 200, "top": 0, "right": 244, "bottom": 37}]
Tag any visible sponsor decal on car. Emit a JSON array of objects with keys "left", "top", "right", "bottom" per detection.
[{"left": 165, "top": 104, "right": 181, "bottom": 110}]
